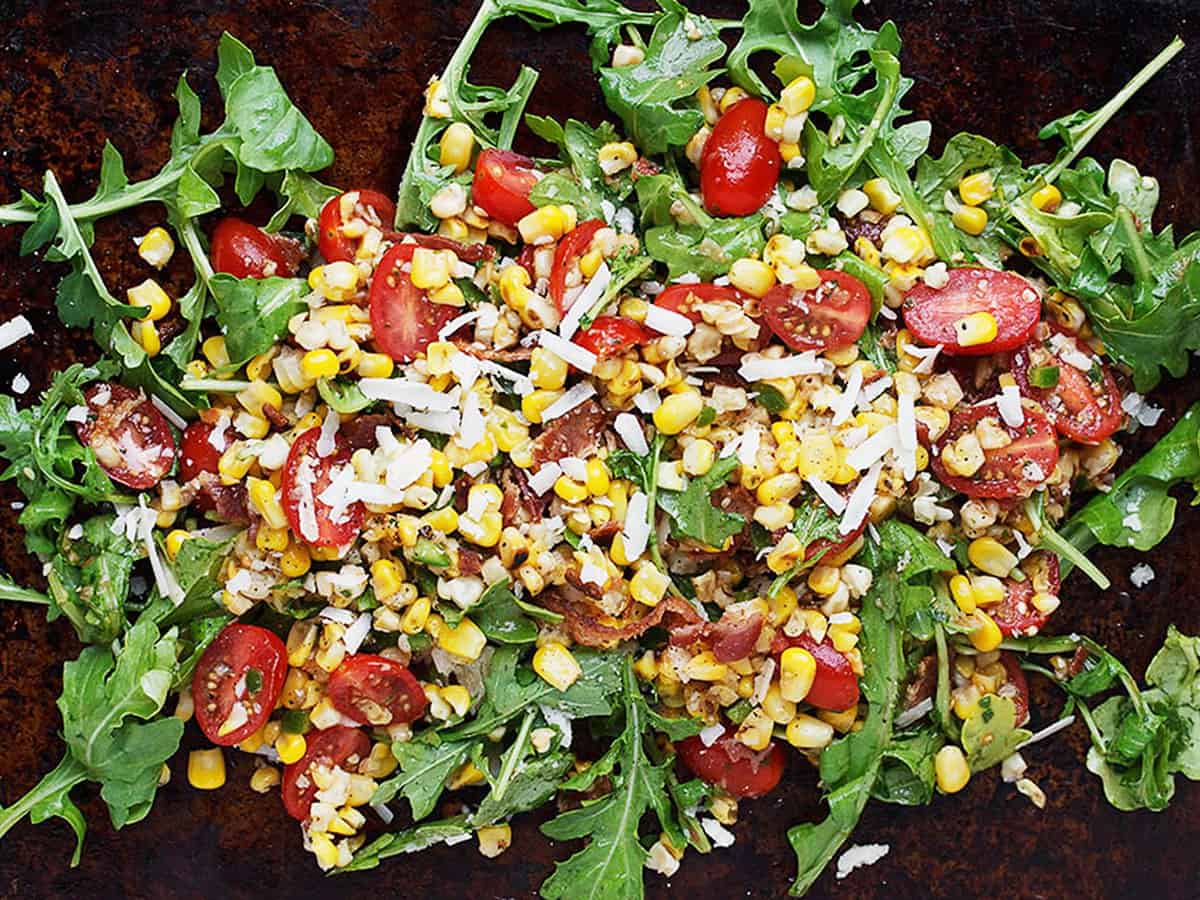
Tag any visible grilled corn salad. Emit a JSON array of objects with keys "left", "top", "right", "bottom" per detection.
[{"left": 2, "top": 1, "right": 1200, "bottom": 895}]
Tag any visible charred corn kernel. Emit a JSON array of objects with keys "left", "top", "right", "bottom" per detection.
[
  {"left": 410, "top": 248, "right": 453, "bottom": 290},
  {"left": 499, "top": 264, "right": 533, "bottom": 311},
  {"left": 127, "top": 279, "right": 172, "bottom": 320},
  {"left": 275, "top": 732, "right": 307, "bottom": 765},
  {"left": 762, "top": 684, "right": 797, "bottom": 724},
  {"left": 629, "top": 562, "right": 670, "bottom": 607},
  {"left": 477, "top": 823, "right": 512, "bottom": 859},
  {"left": 371, "top": 559, "right": 405, "bottom": 600},
  {"left": 786, "top": 714, "right": 835, "bottom": 749},
  {"left": 441, "top": 685, "right": 471, "bottom": 717},
  {"left": 584, "top": 458, "right": 611, "bottom": 496},
  {"left": 1031, "top": 183, "right": 1062, "bottom": 212},
  {"left": 728, "top": 258, "right": 777, "bottom": 298},
  {"left": 952, "top": 204, "right": 988, "bottom": 236},
  {"left": 185, "top": 359, "right": 209, "bottom": 379},
  {"left": 736, "top": 708, "right": 775, "bottom": 751},
  {"left": 529, "top": 347, "right": 568, "bottom": 391},
  {"left": 202, "top": 335, "right": 230, "bottom": 369},
  {"left": 767, "top": 533, "right": 804, "bottom": 574},
  {"left": 863, "top": 177, "right": 902, "bottom": 215},
  {"left": 553, "top": 476, "right": 589, "bottom": 505},
  {"left": 971, "top": 575, "right": 1005, "bottom": 606},
  {"left": 935, "top": 745, "right": 970, "bottom": 793},
  {"left": 447, "top": 760, "right": 487, "bottom": 790},
  {"left": 518, "top": 204, "right": 576, "bottom": 244},
  {"left": 969, "top": 610, "right": 1004, "bottom": 652},
  {"left": 400, "top": 596, "right": 431, "bottom": 634},
  {"left": 308, "top": 261, "right": 361, "bottom": 302},
  {"left": 949, "top": 574, "right": 977, "bottom": 614},
  {"left": 597, "top": 141, "right": 637, "bottom": 176},
  {"left": 280, "top": 541, "right": 312, "bottom": 578},
  {"left": 941, "top": 431, "right": 985, "bottom": 478},
  {"left": 256, "top": 525, "right": 289, "bottom": 552},
  {"left": 248, "top": 477, "right": 288, "bottom": 530},
  {"left": 958, "top": 171, "right": 995, "bottom": 206},
  {"left": 719, "top": 86, "right": 749, "bottom": 114},
  {"left": 249, "top": 766, "right": 280, "bottom": 793},
  {"left": 533, "top": 642, "right": 582, "bottom": 691},
  {"left": 769, "top": 586, "right": 799, "bottom": 627},
  {"left": 808, "top": 565, "right": 841, "bottom": 597},
  {"left": 166, "top": 529, "right": 190, "bottom": 561},
  {"left": 521, "top": 388, "right": 563, "bottom": 425},
  {"left": 424, "top": 340, "right": 456, "bottom": 377},
  {"left": 653, "top": 390, "right": 703, "bottom": 435},
  {"left": 780, "top": 75, "right": 816, "bottom": 115},
  {"left": 438, "top": 617, "right": 486, "bottom": 661},
  {"left": 301, "top": 348, "right": 339, "bottom": 381},
  {"left": 131, "top": 319, "right": 161, "bottom": 356},
  {"left": 954, "top": 311, "right": 998, "bottom": 348},
  {"left": 294, "top": 411, "right": 323, "bottom": 431},
  {"left": 439, "top": 122, "right": 475, "bottom": 173},
  {"left": 633, "top": 650, "right": 659, "bottom": 681},
  {"left": 780, "top": 647, "right": 817, "bottom": 702},
  {"left": 830, "top": 628, "right": 858, "bottom": 653},
  {"left": 135, "top": 226, "right": 175, "bottom": 269},
  {"left": 424, "top": 506, "right": 458, "bottom": 533},
  {"left": 188, "top": 749, "right": 226, "bottom": 790},
  {"left": 363, "top": 741, "right": 398, "bottom": 779},
  {"left": 968, "top": 537, "right": 1018, "bottom": 577},
  {"left": 236, "top": 380, "right": 282, "bottom": 418}
]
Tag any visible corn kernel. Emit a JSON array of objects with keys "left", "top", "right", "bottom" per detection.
[
  {"left": 521, "top": 388, "right": 563, "bottom": 425},
  {"left": 249, "top": 766, "right": 280, "bottom": 793},
  {"left": 127, "top": 279, "right": 172, "bottom": 321},
  {"left": 786, "top": 714, "right": 835, "bottom": 749},
  {"left": 131, "top": 319, "right": 161, "bottom": 356},
  {"left": 441, "top": 685, "right": 471, "bottom": 717},
  {"left": 968, "top": 537, "right": 1018, "bottom": 577},
  {"left": 718, "top": 86, "right": 749, "bottom": 113},
  {"left": 935, "top": 745, "right": 970, "bottom": 793},
  {"left": 437, "top": 617, "right": 487, "bottom": 661},
  {"left": 135, "top": 226, "right": 175, "bottom": 269},
  {"left": 968, "top": 610, "right": 1004, "bottom": 652},
  {"left": 356, "top": 351, "right": 394, "bottom": 379},
  {"left": 633, "top": 650, "right": 659, "bottom": 681},
  {"left": 308, "top": 261, "right": 361, "bottom": 302},
  {"left": 187, "top": 748, "right": 226, "bottom": 790},
  {"left": 779, "top": 647, "right": 816, "bottom": 702},
  {"left": 518, "top": 205, "right": 576, "bottom": 245},
  {"left": 728, "top": 258, "right": 777, "bottom": 298},
  {"left": 533, "top": 642, "right": 582, "bottom": 691},
  {"left": 807, "top": 565, "right": 840, "bottom": 597},
  {"left": 629, "top": 562, "right": 670, "bottom": 607},
  {"left": 597, "top": 141, "right": 637, "bottom": 176},
  {"left": 780, "top": 75, "right": 816, "bottom": 115},
  {"left": 762, "top": 683, "right": 797, "bottom": 724},
  {"left": 958, "top": 171, "right": 995, "bottom": 207},
  {"left": 477, "top": 823, "right": 512, "bottom": 859},
  {"left": 275, "top": 732, "right": 307, "bottom": 765},
  {"left": 400, "top": 596, "right": 430, "bottom": 634},
  {"left": 203, "top": 335, "right": 230, "bottom": 369},
  {"left": 553, "top": 475, "right": 589, "bottom": 504},
  {"left": 301, "top": 348, "right": 340, "bottom": 381},
  {"left": 439, "top": 122, "right": 476, "bottom": 174},
  {"left": 371, "top": 559, "right": 405, "bottom": 600},
  {"left": 971, "top": 574, "right": 1006, "bottom": 607},
  {"left": 653, "top": 390, "right": 703, "bottom": 435},
  {"left": 529, "top": 347, "right": 568, "bottom": 391},
  {"left": 949, "top": 574, "right": 976, "bottom": 614},
  {"left": 1031, "top": 183, "right": 1063, "bottom": 212},
  {"left": 863, "top": 178, "right": 901, "bottom": 215},
  {"left": 757, "top": 472, "right": 803, "bottom": 506},
  {"left": 735, "top": 708, "right": 775, "bottom": 751},
  {"left": 247, "top": 477, "right": 288, "bottom": 530},
  {"left": 165, "top": 529, "right": 190, "bottom": 561},
  {"left": 952, "top": 205, "right": 988, "bottom": 236},
  {"left": 410, "top": 248, "right": 453, "bottom": 290},
  {"left": 424, "top": 505, "right": 459, "bottom": 533}
]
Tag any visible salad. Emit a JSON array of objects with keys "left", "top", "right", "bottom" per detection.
[{"left": 1, "top": 0, "right": 1199, "bottom": 895}]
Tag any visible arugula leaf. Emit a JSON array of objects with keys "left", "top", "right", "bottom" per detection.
[
  {"left": 45, "top": 515, "right": 136, "bottom": 645},
  {"left": 338, "top": 817, "right": 473, "bottom": 873},
  {"left": 373, "top": 733, "right": 476, "bottom": 819},
  {"left": 657, "top": 452, "right": 744, "bottom": 548},
  {"left": 644, "top": 215, "right": 767, "bottom": 282},
  {"left": 872, "top": 727, "right": 944, "bottom": 806},
  {"left": 0, "top": 572, "right": 50, "bottom": 606},
  {"left": 960, "top": 694, "right": 1031, "bottom": 773},
  {"left": 470, "top": 580, "right": 539, "bottom": 645},
  {"left": 316, "top": 378, "right": 372, "bottom": 414},
  {"left": 208, "top": 273, "right": 309, "bottom": 364},
  {"left": 529, "top": 118, "right": 634, "bottom": 220},
  {"left": 264, "top": 170, "right": 340, "bottom": 232}
]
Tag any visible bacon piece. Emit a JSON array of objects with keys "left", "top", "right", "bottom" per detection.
[
  {"left": 451, "top": 339, "right": 534, "bottom": 363},
  {"left": 340, "top": 413, "right": 398, "bottom": 451},
  {"left": 541, "top": 590, "right": 701, "bottom": 648},
  {"left": 669, "top": 607, "right": 764, "bottom": 663},
  {"left": 195, "top": 472, "right": 250, "bottom": 524},
  {"left": 498, "top": 466, "right": 548, "bottom": 527},
  {"left": 903, "top": 654, "right": 938, "bottom": 713},
  {"left": 262, "top": 403, "right": 288, "bottom": 429},
  {"left": 529, "top": 399, "right": 608, "bottom": 467},
  {"left": 456, "top": 548, "right": 483, "bottom": 577}
]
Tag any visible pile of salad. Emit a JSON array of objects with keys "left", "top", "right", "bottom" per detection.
[{"left": 2, "top": 0, "right": 1199, "bottom": 895}]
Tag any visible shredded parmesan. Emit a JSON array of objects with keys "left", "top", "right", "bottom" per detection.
[
  {"left": 831, "top": 365, "right": 864, "bottom": 426},
  {"left": 535, "top": 330, "right": 598, "bottom": 374},
  {"left": 528, "top": 463, "right": 563, "bottom": 495},
  {"left": 844, "top": 424, "right": 898, "bottom": 472},
  {"left": 807, "top": 476, "right": 847, "bottom": 515},
  {"left": 836, "top": 844, "right": 890, "bottom": 880},
  {"left": 316, "top": 406, "right": 340, "bottom": 458},
  {"left": 437, "top": 309, "right": 483, "bottom": 340},
  {"left": 359, "top": 378, "right": 456, "bottom": 410},
  {"left": 614, "top": 413, "right": 649, "bottom": 455},
  {"left": 997, "top": 383, "right": 1025, "bottom": 428},
  {"left": 737, "top": 351, "right": 826, "bottom": 381},
  {"left": 343, "top": 612, "right": 373, "bottom": 654},
  {"left": 633, "top": 388, "right": 662, "bottom": 413},
  {"left": 541, "top": 382, "right": 597, "bottom": 422},
  {"left": 644, "top": 304, "right": 694, "bottom": 337},
  {"left": 0, "top": 315, "right": 33, "bottom": 352},
  {"left": 621, "top": 491, "right": 651, "bottom": 560},
  {"left": 559, "top": 262, "right": 611, "bottom": 339},
  {"left": 839, "top": 461, "right": 883, "bottom": 535}
]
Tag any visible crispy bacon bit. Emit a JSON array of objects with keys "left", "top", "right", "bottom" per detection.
[
  {"left": 669, "top": 607, "right": 764, "bottom": 663},
  {"left": 498, "top": 466, "right": 548, "bottom": 527},
  {"left": 456, "top": 548, "right": 483, "bottom": 577},
  {"left": 451, "top": 339, "right": 534, "bottom": 363},
  {"left": 340, "top": 413, "right": 399, "bottom": 451},
  {"left": 529, "top": 399, "right": 609, "bottom": 467},
  {"left": 903, "top": 654, "right": 938, "bottom": 712},
  {"left": 261, "top": 403, "right": 288, "bottom": 429},
  {"left": 195, "top": 471, "right": 250, "bottom": 524},
  {"left": 541, "top": 590, "right": 701, "bottom": 648}
]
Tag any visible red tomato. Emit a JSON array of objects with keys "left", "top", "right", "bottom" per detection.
[
  {"left": 804, "top": 519, "right": 867, "bottom": 566},
  {"left": 548, "top": 219, "right": 607, "bottom": 312},
  {"left": 326, "top": 654, "right": 428, "bottom": 726},
  {"left": 211, "top": 217, "right": 303, "bottom": 279},
  {"left": 75, "top": 382, "right": 176, "bottom": 490},
  {"left": 991, "top": 552, "right": 1061, "bottom": 638},
  {"left": 574, "top": 316, "right": 651, "bottom": 359},
  {"left": 368, "top": 243, "right": 457, "bottom": 362},
  {"left": 770, "top": 633, "right": 861, "bottom": 711},
  {"left": 516, "top": 243, "right": 538, "bottom": 280},
  {"left": 318, "top": 189, "right": 396, "bottom": 263},
  {"left": 472, "top": 148, "right": 539, "bottom": 226},
  {"left": 180, "top": 421, "right": 225, "bottom": 481},
  {"left": 999, "top": 652, "right": 1031, "bottom": 727},
  {"left": 1013, "top": 329, "right": 1124, "bottom": 444},
  {"left": 282, "top": 726, "right": 371, "bottom": 820},
  {"left": 903, "top": 268, "right": 1041, "bottom": 356},
  {"left": 676, "top": 728, "right": 786, "bottom": 798},
  {"left": 654, "top": 282, "right": 746, "bottom": 322},
  {"left": 700, "top": 99, "right": 781, "bottom": 217},
  {"left": 192, "top": 624, "right": 287, "bottom": 747},
  {"left": 280, "top": 428, "right": 364, "bottom": 547},
  {"left": 929, "top": 403, "right": 1059, "bottom": 499},
  {"left": 762, "top": 270, "right": 871, "bottom": 352}
]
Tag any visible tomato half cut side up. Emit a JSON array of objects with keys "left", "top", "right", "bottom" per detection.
[
  {"left": 326, "top": 654, "right": 428, "bottom": 726},
  {"left": 574, "top": 316, "right": 651, "bottom": 359},
  {"left": 654, "top": 283, "right": 746, "bottom": 323},
  {"left": 318, "top": 189, "right": 397, "bottom": 263},
  {"left": 762, "top": 270, "right": 871, "bottom": 353},
  {"left": 770, "top": 633, "right": 861, "bottom": 710},
  {"left": 548, "top": 219, "right": 606, "bottom": 312},
  {"left": 210, "top": 217, "right": 303, "bottom": 279},
  {"left": 472, "top": 148, "right": 539, "bottom": 227},
  {"left": 192, "top": 624, "right": 288, "bottom": 747},
  {"left": 1013, "top": 328, "right": 1124, "bottom": 444},
  {"left": 280, "top": 427, "right": 364, "bottom": 547},
  {"left": 676, "top": 728, "right": 786, "bottom": 798},
  {"left": 180, "top": 421, "right": 224, "bottom": 481},
  {"left": 929, "top": 403, "right": 1059, "bottom": 500},
  {"left": 282, "top": 726, "right": 371, "bottom": 821},
  {"left": 700, "top": 98, "right": 781, "bottom": 217},
  {"left": 369, "top": 243, "right": 457, "bottom": 362},
  {"left": 902, "top": 267, "right": 1041, "bottom": 356},
  {"left": 75, "top": 382, "right": 176, "bottom": 490},
  {"left": 991, "top": 552, "right": 1061, "bottom": 638}
]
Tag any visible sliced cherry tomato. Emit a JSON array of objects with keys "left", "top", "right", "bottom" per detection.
[
  {"left": 762, "top": 270, "right": 871, "bottom": 352},
  {"left": 991, "top": 552, "right": 1061, "bottom": 637},
  {"left": 770, "top": 633, "right": 861, "bottom": 711},
  {"left": 903, "top": 267, "right": 1041, "bottom": 356},
  {"left": 700, "top": 98, "right": 781, "bottom": 217},
  {"left": 676, "top": 728, "right": 786, "bottom": 798},
  {"left": 804, "top": 518, "right": 867, "bottom": 566},
  {"left": 1013, "top": 328, "right": 1123, "bottom": 444},
  {"left": 930, "top": 403, "right": 1059, "bottom": 499},
  {"left": 75, "top": 382, "right": 176, "bottom": 490},
  {"left": 180, "top": 421, "right": 225, "bottom": 481},
  {"left": 210, "top": 217, "right": 303, "bottom": 279},
  {"left": 282, "top": 725, "right": 371, "bottom": 820},
  {"left": 472, "top": 148, "right": 539, "bottom": 226},
  {"left": 999, "top": 652, "right": 1031, "bottom": 727},
  {"left": 574, "top": 316, "right": 651, "bottom": 359},
  {"left": 192, "top": 624, "right": 287, "bottom": 747},
  {"left": 326, "top": 654, "right": 428, "bottom": 726},
  {"left": 368, "top": 243, "right": 457, "bottom": 362},
  {"left": 318, "top": 189, "right": 396, "bottom": 263},
  {"left": 280, "top": 427, "right": 364, "bottom": 547},
  {"left": 548, "top": 219, "right": 606, "bottom": 312},
  {"left": 654, "top": 282, "right": 746, "bottom": 322}
]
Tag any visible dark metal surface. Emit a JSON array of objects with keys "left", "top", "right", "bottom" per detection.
[{"left": 1, "top": 1, "right": 1199, "bottom": 897}]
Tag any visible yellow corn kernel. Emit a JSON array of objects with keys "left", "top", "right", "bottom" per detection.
[
  {"left": 439, "top": 122, "right": 476, "bottom": 174},
  {"left": 460, "top": 510, "right": 502, "bottom": 548},
  {"left": 968, "top": 610, "right": 1004, "bottom": 652},
  {"left": 247, "top": 477, "right": 288, "bottom": 530},
  {"left": 427, "top": 450, "right": 452, "bottom": 488},
  {"left": 533, "top": 642, "right": 582, "bottom": 691},
  {"left": 438, "top": 617, "right": 487, "bottom": 661},
  {"left": 854, "top": 236, "right": 882, "bottom": 268},
  {"left": 697, "top": 85, "right": 720, "bottom": 124},
  {"left": 764, "top": 102, "right": 788, "bottom": 142},
  {"left": 371, "top": 559, "right": 405, "bottom": 600},
  {"left": 653, "top": 390, "right": 703, "bottom": 435},
  {"left": 786, "top": 714, "right": 835, "bottom": 749},
  {"left": 441, "top": 684, "right": 471, "bottom": 718},
  {"left": 356, "top": 352, "right": 394, "bottom": 379},
  {"left": 971, "top": 574, "right": 1006, "bottom": 607},
  {"left": 578, "top": 247, "right": 605, "bottom": 280},
  {"left": 130, "top": 319, "right": 161, "bottom": 357},
  {"left": 249, "top": 766, "right": 281, "bottom": 793},
  {"left": 757, "top": 472, "right": 803, "bottom": 506},
  {"left": 467, "top": 483, "right": 503, "bottom": 513},
  {"left": 127, "top": 279, "right": 172, "bottom": 321},
  {"left": 952, "top": 204, "right": 988, "bottom": 236},
  {"left": 863, "top": 177, "right": 902, "bottom": 215},
  {"left": 807, "top": 565, "right": 840, "bottom": 597},
  {"left": 935, "top": 745, "right": 971, "bottom": 793},
  {"left": 769, "top": 586, "right": 799, "bottom": 628},
  {"left": 477, "top": 823, "right": 512, "bottom": 859},
  {"left": 424, "top": 505, "right": 459, "bottom": 533},
  {"left": 779, "top": 141, "right": 802, "bottom": 163},
  {"left": 779, "top": 647, "right": 817, "bottom": 703},
  {"left": 280, "top": 541, "right": 312, "bottom": 578},
  {"left": 256, "top": 525, "right": 289, "bottom": 553},
  {"left": 308, "top": 260, "right": 361, "bottom": 302},
  {"left": 633, "top": 650, "right": 659, "bottom": 681},
  {"left": 682, "top": 439, "right": 715, "bottom": 477},
  {"left": 400, "top": 596, "right": 431, "bottom": 634},
  {"left": 780, "top": 75, "right": 816, "bottom": 115},
  {"left": 718, "top": 86, "right": 749, "bottom": 113},
  {"left": 949, "top": 574, "right": 977, "bottom": 614},
  {"left": 1031, "top": 183, "right": 1063, "bottom": 213},
  {"left": 597, "top": 141, "right": 637, "bottom": 176},
  {"left": 629, "top": 562, "right": 670, "bottom": 607},
  {"left": 735, "top": 708, "right": 775, "bottom": 751},
  {"left": 135, "top": 226, "right": 175, "bottom": 269},
  {"left": 236, "top": 380, "right": 282, "bottom": 418},
  {"left": 529, "top": 347, "right": 568, "bottom": 391},
  {"left": 958, "top": 171, "right": 995, "bottom": 207},
  {"left": 521, "top": 388, "right": 563, "bottom": 425},
  {"left": 275, "top": 732, "right": 307, "bottom": 766},
  {"left": 585, "top": 458, "right": 611, "bottom": 496},
  {"left": 202, "top": 335, "right": 230, "bottom": 369},
  {"left": 762, "top": 683, "right": 797, "bottom": 725},
  {"left": 968, "top": 537, "right": 1018, "bottom": 578},
  {"left": 728, "top": 258, "right": 777, "bottom": 298},
  {"left": 410, "top": 247, "right": 453, "bottom": 290},
  {"left": 429, "top": 281, "right": 465, "bottom": 308},
  {"left": 553, "top": 475, "right": 589, "bottom": 505},
  {"left": 608, "top": 533, "right": 635, "bottom": 567},
  {"left": 766, "top": 532, "right": 804, "bottom": 575},
  {"left": 187, "top": 749, "right": 226, "bottom": 790},
  {"left": 941, "top": 431, "right": 985, "bottom": 478},
  {"left": 498, "top": 264, "right": 533, "bottom": 312},
  {"left": 517, "top": 204, "right": 576, "bottom": 245},
  {"left": 300, "top": 348, "right": 340, "bottom": 381},
  {"left": 165, "top": 529, "right": 191, "bottom": 561}
]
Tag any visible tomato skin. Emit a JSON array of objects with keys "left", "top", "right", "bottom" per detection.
[
  {"left": 211, "top": 217, "right": 303, "bottom": 279},
  {"left": 472, "top": 148, "right": 539, "bottom": 226},
  {"left": 700, "top": 99, "right": 781, "bottom": 217},
  {"left": 805, "top": 519, "right": 866, "bottom": 566},
  {"left": 770, "top": 633, "right": 861, "bottom": 711},
  {"left": 326, "top": 655, "right": 428, "bottom": 726},
  {"left": 654, "top": 283, "right": 746, "bottom": 322},
  {"left": 368, "top": 243, "right": 457, "bottom": 362},
  {"left": 1013, "top": 329, "right": 1124, "bottom": 445},
  {"left": 762, "top": 270, "right": 872, "bottom": 352},
  {"left": 930, "top": 403, "right": 1059, "bottom": 500},
  {"left": 280, "top": 428, "right": 364, "bottom": 547},
  {"left": 549, "top": 219, "right": 607, "bottom": 312},
  {"left": 192, "top": 624, "right": 288, "bottom": 747},
  {"left": 903, "top": 268, "right": 1041, "bottom": 356},
  {"left": 676, "top": 728, "right": 786, "bottom": 798},
  {"left": 180, "top": 421, "right": 225, "bottom": 481},
  {"left": 318, "top": 189, "right": 396, "bottom": 263},
  {"left": 999, "top": 652, "right": 1031, "bottom": 726},
  {"left": 992, "top": 552, "right": 1061, "bottom": 638},
  {"left": 75, "top": 382, "right": 176, "bottom": 490},
  {"left": 282, "top": 726, "right": 371, "bottom": 821},
  {"left": 574, "top": 316, "right": 651, "bottom": 359}
]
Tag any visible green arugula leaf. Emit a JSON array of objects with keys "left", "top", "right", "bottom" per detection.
[
  {"left": 872, "top": 727, "right": 944, "bottom": 806},
  {"left": 45, "top": 514, "right": 136, "bottom": 645},
  {"left": 657, "top": 453, "right": 744, "bottom": 548},
  {"left": 470, "top": 580, "right": 540, "bottom": 645},
  {"left": 265, "top": 170, "right": 340, "bottom": 232},
  {"left": 209, "top": 273, "right": 309, "bottom": 364},
  {"left": 0, "top": 572, "right": 50, "bottom": 606},
  {"left": 373, "top": 733, "right": 476, "bottom": 819},
  {"left": 338, "top": 817, "right": 472, "bottom": 874}
]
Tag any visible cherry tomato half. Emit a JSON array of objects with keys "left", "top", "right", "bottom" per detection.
[
  {"left": 549, "top": 219, "right": 607, "bottom": 313},
  {"left": 676, "top": 728, "right": 786, "bottom": 798},
  {"left": 368, "top": 243, "right": 457, "bottom": 362},
  {"left": 929, "top": 403, "right": 1059, "bottom": 500},
  {"left": 700, "top": 99, "right": 781, "bottom": 217},
  {"left": 280, "top": 427, "right": 364, "bottom": 547},
  {"left": 472, "top": 148, "right": 539, "bottom": 227},
  {"left": 574, "top": 316, "right": 651, "bottom": 359},
  {"left": 654, "top": 282, "right": 746, "bottom": 322},
  {"left": 999, "top": 652, "right": 1031, "bottom": 727},
  {"left": 210, "top": 217, "right": 303, "bottom": 279},
  {"left": 770, "top": 633, "right": 861, "bottom": 711},
  {"left": 762, "top": 270, "right": 871, "bottom": 353},
  {"left": 804, "top": 518, "right": 867, "bottom": 566},
  {"left": 318, "top": 189, "right": 397, "bottom": 263},
  {"left": 991, "top": 552, "right": 1061, "bottom": 638},
  {"left": 180, "top": 421, "right": 225, "bottom": 481},
  {"left": 192, "top": 623, "right": 288, "bottom": 747},
  {"left": 326, "top": 654, "right": 428, "bottom": 727},
  {"left": 75, "top": 382, "right": 176, "bottom": 490},
  {"left": 903, "top": 267, "right": 1041, "bottom": 356},
  {"left": 282, "top": 725, "right": 371, "bottom": 821},
  {"left": 1013, "top": 327, "right": 1124, "bottom": 445}
]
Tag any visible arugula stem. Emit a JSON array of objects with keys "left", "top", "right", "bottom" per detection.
[
  {"left": 580, "top": 256, "right": 653, "bottom": 327},
  {"left": 0, "top": 576, "right": 51, "bottom": 605},
  {"left": 491, "top": 708, "right": 535, "bottom": 804},
  {"left": 933, "top": 624, "right": 959, "bottom": 741},
  {"left": 175, "top": 216, "right": 215, "bottom": 284},
  {"left": 1116, "top": 205, "right": 1153, "bottom": 283},
  {"left": 180, "top": 377, "right": 254, "bottom": 393},
  {"left": 1024, "top": 495, "right": 1111, "bottom": 589},
  {"left": 0, "top": 755, "right": 88, "bottom": 865}
]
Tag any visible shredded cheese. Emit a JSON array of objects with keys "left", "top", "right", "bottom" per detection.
[
  {"left": 540, "top": 382, "right": 597, "bottom": 422},
  {"left": 839, "top": 461, "right": 883, "bottom": 535},
  {"left": 621, "top": 491, "right": 651, "bottom": 560},
  {"left": 559, "top": 262, "right": 611, "bottom": 339},
  {"left": 534, "top": 330, "right": 598, "bottom": 374},
  {"left": 0, "top": 315, "right": 33, "bottom": 352},
  {"left": 644, "top": 304, "right": 694, "bottom": 337},
  {"left": 614, "top": 412, "right": 649, "bottom": 455}
]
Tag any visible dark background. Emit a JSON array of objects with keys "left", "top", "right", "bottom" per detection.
[{"left": 1, "top": 1, "right": 1199, "bottom": 897}]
